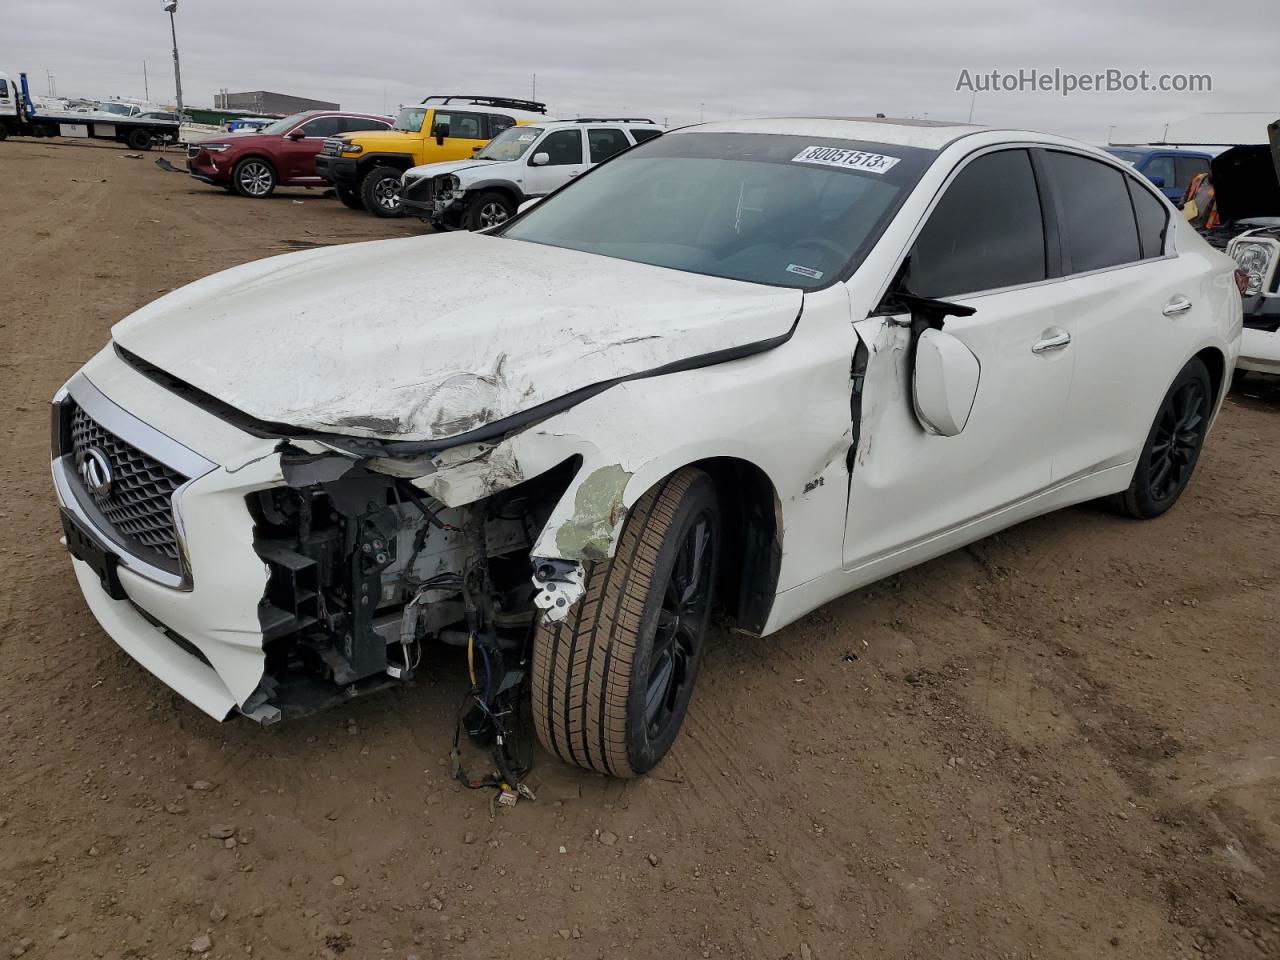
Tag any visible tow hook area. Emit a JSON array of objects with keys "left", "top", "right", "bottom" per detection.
[{"left": 531, "top": 558, "right": 586, "bottom": 622}]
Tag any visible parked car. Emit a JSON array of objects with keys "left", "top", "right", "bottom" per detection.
[
  {"left": 52, "top": 118, "right": 1242, "bottom": 785},
  {"left": 315, "top": 94, "right": 551, "bottom": 217},
  {"left": 401, "top": 118, "right": 663, "bottom": 229},
  {"left": 186, "top": 110, "right": 393, "bottom": 198},
  {"left": 1105, "top": 146, "right": 1213, "bottom": 205},
  {"left": 226, "top": 117, "right": 273, "bottom": 133},
  {"left": 1207, "top": 120, "right": 1280, "bottom": 383}
]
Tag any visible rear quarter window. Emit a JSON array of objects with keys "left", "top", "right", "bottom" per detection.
[
  {"left": 1128, "top": 180, "right": 1171, "bottom": 259},
  {"left": 629, "top": 127, "right": 662, "bottom": 144}
]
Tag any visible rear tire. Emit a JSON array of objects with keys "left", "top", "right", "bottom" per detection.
[
  {"left": 232, "top": 157, "right": 276, "bottom": 198},
  {"left": 126, "top": 128, "right": 153, "bottom": 151},
  {"left": 465, "top": 191, "right": 515, "bottom": 231},
  {"left": 335, "top": 184, "right": 365, "bottom": 210},
  {"left": 360, "top": 165, "right": 404, "bottom": 217},
  {"left": 1113, "top": 357, "right": 1212, "bottom": 519},
  {"left": 532, "top": 468, "right": 720, "bottom": 777}
]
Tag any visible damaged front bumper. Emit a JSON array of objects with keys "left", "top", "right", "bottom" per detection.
[{"left": 50, "top": 347, "right": 607, "bottom": 725}]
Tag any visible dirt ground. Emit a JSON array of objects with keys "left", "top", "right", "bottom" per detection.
[{"left": 0, "top": 138, "right": 1277, "bottom": 960}]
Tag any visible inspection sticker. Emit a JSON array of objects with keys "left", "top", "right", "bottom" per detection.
[
  {"left": 786, "top": 264, "right": 824, "bottom": 280},
  {"left": 792, "top": 145, "right": 901, "bottom": 174}
]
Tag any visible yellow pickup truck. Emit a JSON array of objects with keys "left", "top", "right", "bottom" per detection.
[{"left": 315, "top": 94, "right": 551, "bottom": 217}]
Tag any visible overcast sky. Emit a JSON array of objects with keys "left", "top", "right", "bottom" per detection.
[{"left": 5, "top": 0, "right": 1278, "bottom": 144}]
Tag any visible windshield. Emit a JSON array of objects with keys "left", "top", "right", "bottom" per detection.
[
  {"left": 394, "top": 106, "right": 427, "bottom": 133},
  {"left": 503, "top": 132, "right": 932, "bottom": 290},
  {"left": 477, "top": 126, "right": 544, "bottom": 161},
  {"left": 99, "top": 103, "right": 135, "bottom": 116},
  {"left": 261, "top": 112, "right": 310, "bottom": 136}
]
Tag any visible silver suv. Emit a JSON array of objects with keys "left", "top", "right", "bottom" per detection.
[{"left": 400, "top": 118, "right": 663, "bottom": 230}]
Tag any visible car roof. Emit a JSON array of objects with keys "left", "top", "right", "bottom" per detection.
[
  {"left": 1105, "top": 145, "right": 1214, "bottom": 157},
  {"left": 537, "top": 119, "right": 662, "bottom": 130},
  {"left": 683, "top": 117, "right": 985, "bottom": 150},
  {"left": 289, "top": 109, "right": 392, "bottom": 120}
]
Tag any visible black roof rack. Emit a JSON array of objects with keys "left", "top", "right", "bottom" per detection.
[
  {"left": 572, "top": 117, "right": 655, "bottom": 124},
  {"left": 420, "top": 95, "right": 547, "bottom": 114}
]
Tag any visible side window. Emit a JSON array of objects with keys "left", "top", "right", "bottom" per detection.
[
  {"left": 0, "top": 79, "right": 8, "bottom": 97},
  {"left": 1128, "top": 180, "right": 1170, "bottom": 260},
  {"left": 341, "top": 116, "right": 389, "bottom": 133},
  {"left": 1175, "top": 156, "right": 1210, "bottom": 191},
  {"left": 906, "top": 149, "right": 1047, "bottom": 299},
  {"left": 1044, "top": 151, "right": 1141, "bottom": 273},
  {"left": 487, "top": 114, "right": 516, "bottom": 138},
  {"left": 629, "top": 127, "right": 662, "bottom": 144},
  {"left": 1144, "top": 155, "right": 1175, "bottom": 188},
  {"left": 299, "top": 116, "right": 343, "bottom": 138},
  {"left": 441, "top": 111, "right": 483, "bottom": 139},
  {"left": 587, "top": 128, "right": 630, "bottom": 163},
  {"left": 536, "top": 129, "right": 584, "bottom": 166}
]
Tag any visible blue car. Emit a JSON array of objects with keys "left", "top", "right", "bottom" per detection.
[{"left": 1105, "top": 147, "right": 1214, "bottom": 205}]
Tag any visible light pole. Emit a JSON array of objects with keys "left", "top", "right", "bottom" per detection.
[{"left": 163, "top": 0, "right": 184, "bottom": 118}]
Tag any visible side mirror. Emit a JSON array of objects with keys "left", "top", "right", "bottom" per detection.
[
  {"left": 1148, "top": 175, "right": 1166, "bottom": 188},
  {"left": 912, "top": 328, "right": 981, "bottom": 437},
  {"left": 530, "top": 152, "right": 550, "bottom": 167},
  {"left": 517, "top": 197, "right": 542, "bottom": 214},
  {"left": 432, "top": 123, "right": 449, "bottom": 144},
  {"left": 286, "top": 130, "right": 306, "bottom": 141}
]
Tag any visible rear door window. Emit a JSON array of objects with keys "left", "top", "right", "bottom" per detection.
[
  {"left": 1043, "top": 151, "right": 1141, "bottom": 274},
  {"left": 487, "top": 114, "right": 516, "bottom": 138},
  {"left": 906, "top": 149, "right": 1047, "bottom": 299},
  {"left": 1175, "top": 156, "right": 1211, "bottom": 192},
  {"left": 340, "top": 116, "right": 390, "bottom": 133},
  {"left": 587, "top": 128, "right": 631, "bottom": 163}
]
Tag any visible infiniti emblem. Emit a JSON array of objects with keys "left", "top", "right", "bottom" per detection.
[{"left": 78, "top": 447, "right": 114, "bottom": 499}]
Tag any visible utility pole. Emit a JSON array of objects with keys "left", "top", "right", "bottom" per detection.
[
  {"left": 163, "top": 1, "right": 184, "bottom": 118},
  {"left": 531, "top": 73, "right": 536, "bottom": 102},
  {"left": 144, "top": 61, "right": 150, "bottom": 101}
]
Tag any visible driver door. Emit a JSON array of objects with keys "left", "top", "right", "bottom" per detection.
[{"left": 843, "top": 148, "right": 1076, "bottom": 571}]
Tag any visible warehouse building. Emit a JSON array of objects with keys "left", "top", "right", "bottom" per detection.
[{"left": 213, "top": 90, "right": 339, "bottom": 115}]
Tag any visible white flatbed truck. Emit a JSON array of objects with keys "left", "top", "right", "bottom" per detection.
[{"left": 0, "top": 71, "right": 179, "bottom": 150}]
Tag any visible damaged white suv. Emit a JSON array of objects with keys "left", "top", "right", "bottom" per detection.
[{"left": 52, "top": 118, "right": 1242, "bottom": 780}]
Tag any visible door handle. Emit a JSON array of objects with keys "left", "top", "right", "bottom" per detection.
[
  {"left": 1032, "top": 330, "right": 1072, "bottom": 354},
  {"left": 1163, "top": 297, "right": 1193, "bottom": 317}
]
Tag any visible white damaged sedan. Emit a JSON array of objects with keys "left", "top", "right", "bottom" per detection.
[{"left": 52, "top": 118, "right": 1243, "bottom": 779}]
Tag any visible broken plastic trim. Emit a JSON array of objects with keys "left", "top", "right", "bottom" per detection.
[{"left": 114, "top": 305, "right": 802, "bottom": 460}]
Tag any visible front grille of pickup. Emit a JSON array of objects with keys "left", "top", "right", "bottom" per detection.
[
  {"left": 403, "top": 176, "right": 434, "bottom": 203},
  {"left": 69, "top": 403, "right": 188, "bottom": 564}
]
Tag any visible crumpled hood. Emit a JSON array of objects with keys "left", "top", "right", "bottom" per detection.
[
  {"left": 404, "top": 158, "right": 497, "bottom": 181},
  {"left": 112, "top": 232, "right": 802, "bottom": 442}
]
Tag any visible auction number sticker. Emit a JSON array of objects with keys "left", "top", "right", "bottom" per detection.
[{"left": 792, "top": 145, "right": 900, "bottom": 174}]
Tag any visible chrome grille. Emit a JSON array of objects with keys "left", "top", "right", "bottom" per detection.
[{"left": 69, "top": 403, "right": 187, "bottom": 563}]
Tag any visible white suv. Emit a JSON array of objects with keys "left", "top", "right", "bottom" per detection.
[{"left": 401, "top": 118, "right": 663, "bottom": 229}]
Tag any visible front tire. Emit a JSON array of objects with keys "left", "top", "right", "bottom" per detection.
[
  {"left": 232, "top": 157, "right": 276, "bottom": 198},
  {"left": 532, "top": 468, "right": 720, "bottom": 777},
  {"left": 1114, "top": 357, "right": 1212, "bottom": 519},
  {"left": 465, "top": 191, "right": 516, "bottom": 230},
  {"left": 360, "top": 165, "right": 404, "bottom": 217},
  {"left": 335, "top": 184, "right": 365, "bottom": 210}
]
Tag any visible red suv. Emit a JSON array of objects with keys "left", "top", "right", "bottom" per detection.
[{"left": 187, "top": 110, "right": 393, "bottom": 198}]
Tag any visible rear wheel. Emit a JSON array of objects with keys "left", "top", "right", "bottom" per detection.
[
  {"left": 232, "top": 157, "right": 276, "bottom": 198},
  {"left": 360, "top": 165, "right": 404, "bottom": 217},
  {"left": 126, "top": 128, "right": 153, "bottom": 151},
  {"left": 1114, "top": 357, "right": 1212, "bottom": 519},
  {"left": 335, "top": 184, "right": 365, "bottom": 210},
  {"left": 532, "top": 468, "right": 720, "bottom": 777},
  {"left": 465, "top": 191, "right": 515, "bottom": 230}
]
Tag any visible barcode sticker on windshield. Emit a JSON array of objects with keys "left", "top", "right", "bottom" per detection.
[
  {"left": 787, "top": 264, "right": 824, "bottom": 280},
  {"left": 792, "top": 145, "right": 900, "bottom": 174}
]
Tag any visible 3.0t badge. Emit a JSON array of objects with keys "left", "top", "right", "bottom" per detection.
[{"left": 77, "top": 447, "right": 114, "bottom": 499}]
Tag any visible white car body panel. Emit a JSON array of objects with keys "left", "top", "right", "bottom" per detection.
[
  {"left": 112, "top": 231, "right": 801, "bottom": 442},
  {"left": 52, "top": 118, "right": 1243, "bottom": 723},
  {"left": 1238, "top": 327, "right": 1280, "bottom": 373}
]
